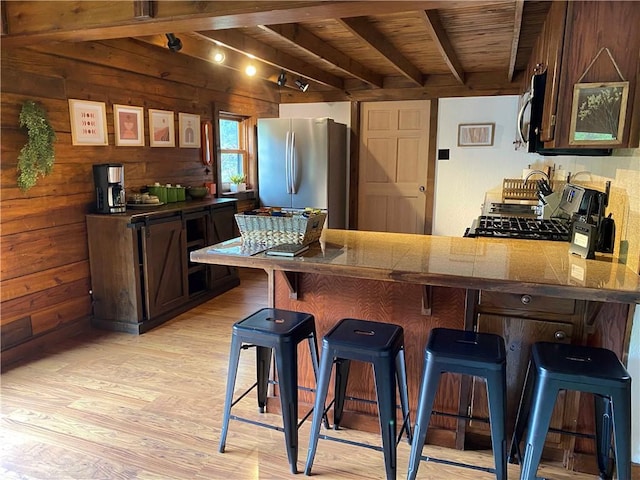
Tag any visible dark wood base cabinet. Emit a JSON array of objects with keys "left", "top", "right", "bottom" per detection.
[{"left": 86, "top": 199, "right": 239, "bottom": 334}]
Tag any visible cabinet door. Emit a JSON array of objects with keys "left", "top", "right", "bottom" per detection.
[
  {"left": 546, "top": 1, "right": 640, "bottom": 148},
  {"left": 141, "top": 218, "right": 188, "bottom": 319},
  {"left": 469, "top": 314, "right": 573, "bottom": 449},
  {"left": 539, "top": 0, "right": 568, "bottom": 143},
  {"left": 208, "top": 204, "right": 239, "bottom": 291}
]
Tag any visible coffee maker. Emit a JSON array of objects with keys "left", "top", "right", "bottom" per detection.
[{"left": 93, "top": 163, "right": 126, "bottom": 214}]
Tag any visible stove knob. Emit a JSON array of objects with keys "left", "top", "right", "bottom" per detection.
[{"left": 520, "top": 294, "right": 532, "bottom": 305}]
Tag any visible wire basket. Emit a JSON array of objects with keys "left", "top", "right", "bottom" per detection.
[{"left": 235, "top": 211, "right": 326, "bottom": 245}]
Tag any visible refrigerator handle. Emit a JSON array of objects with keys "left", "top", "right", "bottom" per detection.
[
  {"left": 290, "top": 131, "right": 297, "bottom": 194},
  {"left": 285, "top": 130, "right": 292, "bottom": 194}
]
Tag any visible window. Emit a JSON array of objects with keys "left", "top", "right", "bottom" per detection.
[{"left": 219, "top": 114, "right": 248, "bottom": 184}]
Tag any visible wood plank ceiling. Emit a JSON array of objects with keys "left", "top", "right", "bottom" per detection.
[{"left": 0, "top": 1, "right": 551, "bottom": 103}]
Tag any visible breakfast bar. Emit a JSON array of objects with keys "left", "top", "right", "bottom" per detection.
[{"left": 190, "top": 229, "right": 640, "bottom": 473}]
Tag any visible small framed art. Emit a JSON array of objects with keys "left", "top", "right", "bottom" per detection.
[
  {"left": 457, "top": 123, "right": 495, "bottom": 147},
  {"left": 149, "top": 109, "right": 175, "bottom": 147},
  {"left": 68, "top": 99, "right": 108, "bottom": 146},
  {"left": 568, "top": 81, "right": 629, "bottom": 145},
  {"left": 179, "top": 113, "right": 201, "bottom": 148},
  {"left": 114, "top": 104, "right": 144, "bottom": 146}
]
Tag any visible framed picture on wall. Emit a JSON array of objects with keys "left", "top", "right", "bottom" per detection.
[
  {"left": 68, "top": 99, "right": 108, "bottom": 146},
  {"left": 568, "top": 81, "right": 629, "bottom": 145},
  {"left": 113, "top": 104, "right": 144, "bottom": 146},
  {"left": 148, "top": 109, "right": 175, "bottom": 147},
  {"left": 178, "top": 113, "right": 201, "bottom": 148},
  {"left": 457, "top": 123, "right": 495, "bottom": 147}
]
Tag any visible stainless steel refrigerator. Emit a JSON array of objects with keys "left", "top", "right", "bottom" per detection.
[{"left": 257, "top": 117, "right": 347, "bottom": 228}]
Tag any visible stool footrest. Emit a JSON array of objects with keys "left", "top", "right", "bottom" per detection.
[
  {"left": 432, "top": 410, "right": 490, "bottom": 424},
  {"left": 317, "top": 432, "right": 385, "bottom": 453},
  {"left": 230, "top": 414, "right": 285, "bottom": 433},
  {"left": 417, "top": 453, "right": 496, "bottom": 475},
  {"left": 547, "top": 427, "right": 596, "bottom": 440}
]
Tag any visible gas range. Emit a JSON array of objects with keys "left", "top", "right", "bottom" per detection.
[{"left": 465, "top": 215, "right": 570, "bottom": 241}]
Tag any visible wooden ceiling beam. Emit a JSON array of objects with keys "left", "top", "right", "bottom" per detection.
[
  {"left": 508, "top": 0, "right": 525, "bottom": 82},
  {"left": 280, "top": 71, "right": 524, "bottom": 103},
  {"left": 195, "top": 30, "right": 344, "bottom": 90},
  {"left": 1, "top": 1, "right": 491, "bottom": 48},
  {"left": 420, "top": 10, "right": 465, "bottom": 85},
  {"left": 338, "top": 16, "right": 424, "bottom": 86},
  {"left": 258, "top": 23, "right": 383, "bottom": 88}
]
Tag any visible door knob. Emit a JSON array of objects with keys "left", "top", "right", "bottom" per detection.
[{"left": 419, "top": 185, "right": 426, "bottom": 192}]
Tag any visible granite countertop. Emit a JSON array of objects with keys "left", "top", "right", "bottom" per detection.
[{"left": 190, "top": 229, "right": 640, "bottom": 304}]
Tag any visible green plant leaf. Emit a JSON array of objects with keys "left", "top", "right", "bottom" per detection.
[{"left": 17, "top": 100, "right": 56, "bottom": 191}]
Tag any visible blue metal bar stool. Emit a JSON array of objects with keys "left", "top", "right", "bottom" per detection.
[
  {"left": 509, "top": 342, "right": 631, "bottom": 480},
  {"left": 218, "top": 307, "right": 324, "bottom": 474},
  {"left": 304, "top": 318, "right": 412, "bottom": 480},
  {"left": 407, "top": 327, "right": 507, "bottom": 480}
]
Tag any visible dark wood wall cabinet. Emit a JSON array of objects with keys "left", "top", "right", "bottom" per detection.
[
  {"left": 86, "top": 199, "right": 239, "bottom": 334},
  {"left": 529, "top": 0, "right": 640, "bottom": 149}
]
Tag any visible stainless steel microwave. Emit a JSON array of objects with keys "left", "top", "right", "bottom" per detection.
[{"left": 517, "top": 71, "right": 612, "bottom": 157}]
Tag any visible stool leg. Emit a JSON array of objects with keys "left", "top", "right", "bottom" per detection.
[
  {"left": 395, "top": 348, "right": 412, "bottom": 443},
  {"left": 275, "top": 343, "right": 299, "bottom": 474},
  {"left": 333, "top": 358, "right": 351, "bottom": 429},
  {"left": 594, "top": 395, "right": 614, "bottom": 479},
  {"left": 610, "top": 387, "right": 631, "bottom": 480},
  {"left": 219, "top": 335, "right": 242, "bottom": 453},
  {"left": 486, "top": 367, "right": 507, "bottom": 480},
  {"left": 509, "top": 360, "right": 536, "bottom": 464},
  {"left": 256, "top": 346, "right": 272, "bottom": 413},
  {"left": 305, "top": 349, "right": 334, "bottom": 476},
  {"left": 307, "top": 332, "right": 330, "bottom": 429},
  {"left": 407, "top": 357, "right": 440, "bottom": 480},
  {"left": 520, "top": 378, "right": 558, "bottom": 480},
  {"left": 373, "top": 356, "right": 398, "bottom": 480}
]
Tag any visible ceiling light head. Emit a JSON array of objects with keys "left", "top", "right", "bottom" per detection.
[
  {"left": 277, "top": 70, "right": 287, "bottom": 87},
  {"left": 213, "top": 50, "right": 225, "bottom": 63},
  {"left": 165, "top": 33, "right": 182, "bottom": 52},
  {"left": 245, "top": 64, "right": 257, "bottom": 77},
  {"left": 295, "top": 78, "right": 309, "bottom": 92}
]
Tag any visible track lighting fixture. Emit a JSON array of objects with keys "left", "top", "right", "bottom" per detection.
[
  {"left": 245, "top": 64, "right": 257, "bottom": 77},
  {"left": 213, "top": 50, "right": 225, "bottom": 63},
  {"left": 295, "top": 78, "right": 309, "bottom": 92},
  {"left": 277, "top": 70, "right": 287, "bottom": 87},
  {"left": 165, "top": 33, "right": 182, "bottom": 52}
]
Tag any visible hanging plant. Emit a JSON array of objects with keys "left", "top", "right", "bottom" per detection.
[{"left": 17, "top": 100, "right": 56, "bottom": 191}]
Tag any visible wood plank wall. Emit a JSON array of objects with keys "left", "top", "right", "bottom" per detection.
[{"left": 0, "top": 38, "right": 278, "bottom": 366}]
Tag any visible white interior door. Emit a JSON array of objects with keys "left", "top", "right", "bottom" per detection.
[{"left": 358, "top": 100, "right": 433, "bottom": 234}]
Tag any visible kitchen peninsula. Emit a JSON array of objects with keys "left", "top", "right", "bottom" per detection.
[{"left": 191, "top": 229, "right": 640, "bottom": 472}]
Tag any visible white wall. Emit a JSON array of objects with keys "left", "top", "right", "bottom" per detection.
[
  {"left": 279, "top": 102, "right": 351, "bottom": 128},
  {"left": 434, "top": 96, "right": 539, "bottom": 236}
]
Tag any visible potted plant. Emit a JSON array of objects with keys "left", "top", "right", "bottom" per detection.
[
  {"left": 17, "top": 100, "right": 56, "bottom": 191},
  {"left": 229, "top": 174, "right": 246, "bottom": 193}
]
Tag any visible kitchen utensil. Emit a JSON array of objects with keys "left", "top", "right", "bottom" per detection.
[
  {"left": 597, "top": 213, "right": 616, "bottom": 253},
  {"left": 187, "top": 186, "right": 209, "bottom": 198}
]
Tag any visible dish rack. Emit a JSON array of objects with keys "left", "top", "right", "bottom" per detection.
[
  {"left": 235, "top": 210, "right": 326, "bottom": 245},
  {"left": 502, "top": 179, "right": 566, "bottom": 202}
]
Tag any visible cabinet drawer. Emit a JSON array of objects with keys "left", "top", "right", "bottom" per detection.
[{"left": 480, "top": 291, "right": 575, "bottom": 315}]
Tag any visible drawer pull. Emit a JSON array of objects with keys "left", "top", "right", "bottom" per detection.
[
  {"left": 554, "top": 330, "right": 567, "bottom": 341},
  {"left": 520, "top": 294, "right": 532, "bottom": 305}
]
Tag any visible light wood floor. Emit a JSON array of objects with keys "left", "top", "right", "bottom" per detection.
[{"left": 1, "top": 269, "right": 608, "bottom": 479}]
